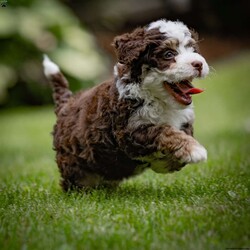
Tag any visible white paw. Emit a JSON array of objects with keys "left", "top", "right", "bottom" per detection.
[{"left": 189, "top": 144, "right": 207, "bottom": 164}]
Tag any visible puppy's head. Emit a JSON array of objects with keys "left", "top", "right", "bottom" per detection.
[{"left": 113, "top": 19, "right": 209, "bottom": 106}]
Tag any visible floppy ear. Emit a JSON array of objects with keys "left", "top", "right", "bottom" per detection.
[
  {"left": 112, "top": 27, "right": 148, "bottom": 65},
  {"left": 112, "top": 27, "right": 164, "bottom": 65},
  {"left": 112, "top": 27, "right": 164, "bottom": 82},
  {"left": 190, "top": 28, "right": 200, "bottom": 53}
]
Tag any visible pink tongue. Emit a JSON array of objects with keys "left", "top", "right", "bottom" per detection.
[{"left": 186, "top": 88, "right": 204, "bottom": 95}]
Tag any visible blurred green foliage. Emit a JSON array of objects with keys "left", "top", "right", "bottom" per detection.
[{"left": 0, "top": 0, "right": 107, "bottom": 107}]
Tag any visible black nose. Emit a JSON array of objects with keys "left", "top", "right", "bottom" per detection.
[{"left": 191, "top": 61, "right": 203, "bottom": 71}]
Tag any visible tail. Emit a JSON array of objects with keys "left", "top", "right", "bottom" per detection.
[{"left": 43, "top": 55, "right": 72, "bottom": 115}]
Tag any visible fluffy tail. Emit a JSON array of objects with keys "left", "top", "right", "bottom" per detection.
[{"left": 43, "top": 55, "right": 72, "bottom": 115}]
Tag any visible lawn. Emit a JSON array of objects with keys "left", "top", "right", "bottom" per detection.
[{"left": 0, "top": 54, "right": 250, "bottom": 250}]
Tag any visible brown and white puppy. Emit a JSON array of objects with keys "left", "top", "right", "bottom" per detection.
[{"left": 43, "top": 19, "right": 209, "bottom": 191}]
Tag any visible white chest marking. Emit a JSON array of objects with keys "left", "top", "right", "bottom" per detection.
[{"left": 128, "top": 93, "right": 195, "bottom": 130}]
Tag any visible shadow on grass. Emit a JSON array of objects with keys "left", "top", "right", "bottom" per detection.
[{"left": 61, "top": 179, "right": 223, "bottom": 204}]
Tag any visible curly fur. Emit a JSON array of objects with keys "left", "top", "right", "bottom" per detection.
[{"left": 43, "top": 19, "right": 209, "bottom": 191}]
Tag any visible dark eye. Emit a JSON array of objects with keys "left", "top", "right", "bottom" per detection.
[
  {"left": 164, "top": 50, "right": 176, "bottom": 59},
  {"left": 193, "top": 47, "right": 199, "bottom": 53}
]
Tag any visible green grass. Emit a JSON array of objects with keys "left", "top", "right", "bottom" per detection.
[{"left": 1, "top": 53, "right": 250, "bottom": 250}]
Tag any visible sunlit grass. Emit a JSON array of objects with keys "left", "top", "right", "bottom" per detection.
[
  {"left": 0, "top": 54, "right": 250, "bottom": 250},
  {"left": 194, "top": 53, "right": 250, "bottom": 134}
]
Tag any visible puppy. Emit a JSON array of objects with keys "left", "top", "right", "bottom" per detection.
[{"left": 43, "top": 19, "right": 209, "bottom": 191}]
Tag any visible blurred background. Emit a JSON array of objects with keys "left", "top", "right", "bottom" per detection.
[
  {"left": 1, "top": 3, "right": 249, "bottom": 248},
  {"left": 0, "top": 0, "right": 249, "bottom": 108}
]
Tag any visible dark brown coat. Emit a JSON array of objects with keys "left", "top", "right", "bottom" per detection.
[{"left": 45, "top": 22, "right": 206, "bottom": 191}]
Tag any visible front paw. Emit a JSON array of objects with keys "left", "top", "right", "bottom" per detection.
[
  {"left": 189, "top": 144, "right": 207, "bottom": 163},
  {"left": 175, "top": 143, "right": 207, "bottom": 164}
]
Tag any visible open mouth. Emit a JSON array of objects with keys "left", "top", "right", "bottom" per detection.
[{"left": 163, "top": 80, "right": 204, "bottom": 105}]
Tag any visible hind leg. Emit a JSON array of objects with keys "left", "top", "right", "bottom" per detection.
[{"left": 56, "top": 152, "right": 103, "bottom": 191}]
